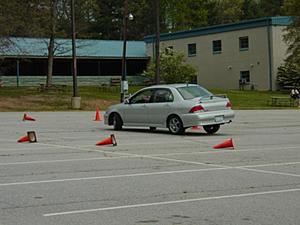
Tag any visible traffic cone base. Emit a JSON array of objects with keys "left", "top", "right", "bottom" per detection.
[
  {"left": 27, "top": 131, "right": 37, "bottom": 143},
  {"left": 213, "top": 138, "right": 234, "bottom": 149},
  {"left": 23, "top": 113, "right": 36, "bottom": 121},
  {"left": 191, "top": 126, "right": 201, "bottom": 130},
  {"left": 96, "top": 134, "right": 117, "bottom": 146},
  {"left": 94, "top": 107, "right": 102, "bottom": 121}
]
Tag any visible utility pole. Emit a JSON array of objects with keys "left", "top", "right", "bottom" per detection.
[
  {"left": 71, "top": 0, "right": 81, "bottom": 109},
  {"left": 120, "top": 0, "right": 128, "bottom": 102},
  {"left": 155, "top": 0, "right": 160, "bottom": 84},
  {"left": 120, "top": 0, "right": 133, "bottom": 102}
]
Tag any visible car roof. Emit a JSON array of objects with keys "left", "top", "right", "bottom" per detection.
[{"left": 146, "top": 83, "right": 199, "bottom": 89}]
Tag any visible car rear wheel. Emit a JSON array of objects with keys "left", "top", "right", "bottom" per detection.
[
  {"left": 167, "top": 115, "right": 185, "bottom": 135},
  {"left": 112, "top": 113, "right": 123, "bottom": 130},
  {"left": 203, "top": 124, "right": 220, "bottom": 134}
]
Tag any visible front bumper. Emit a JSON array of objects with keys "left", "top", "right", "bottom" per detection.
[{"left": 181, "top": 109, "right": 235, "bottom": 127}]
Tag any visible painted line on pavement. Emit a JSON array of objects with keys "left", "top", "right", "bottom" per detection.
[
  {"left": 44, "top": 188, "right": 300, "bottom": 216},
  {"left": 1, "top": 161, "right": 300, "bottom": 187},
  {"left": 0, "top": 167, "right": 226, "bottom": 187},
  {"left": 0, "top": 155, "right": 134, "bottom": 166}
]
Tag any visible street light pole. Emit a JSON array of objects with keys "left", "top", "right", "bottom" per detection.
[
  {"left": 120, "top": 0, "right": 133, "bottom": 103},
  {"left": 120, "top": 0, "right": 128, "bottom": 103},
  {"left": 155, "top": 0, "right": 160, "bottom": 85},
  {"left": 71, "top": 0, "right": 81, "bottom": 109}
]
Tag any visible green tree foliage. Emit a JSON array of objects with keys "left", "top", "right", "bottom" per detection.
[
  {"left": 283, "top": 0, "right": 300, "bottom": 64},
  {"left": 164, "top": 0, "right": 208, "bottom": 32},
  {"left": 276, "top": 0, "right": 300, "bottom": 88},
  {"left": 142, "top": 50, "right": 197, "bottom": 84},
  {"left": 277, "top": 62, "right": 300, "bottom": 87},
  {"left": 258, "top": 0, "right": 283, "bottom": 17},
  {"left": 207, "top": 0, "right": 243, "bottom": 25}
]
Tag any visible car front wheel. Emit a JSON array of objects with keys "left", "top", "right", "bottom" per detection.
[
  {"left": 112, "top": 113, "right": 123, "bottom": 130},
  {"left": 167, "top": 115, "right": 185, "bottom": 135},
  {"left": 203, "top": 124, "right": 220, "bottom": 134}
]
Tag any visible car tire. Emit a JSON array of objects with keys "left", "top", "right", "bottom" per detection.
[
  {"left": 167, "top": 115, "right": 185, "bottom": 135},
  {"left": 203, "top": 124, "right": 220, "bottom": 134},
  {"left": 112, "top": 113, "right": 123, "bottom": 131},
  {"left": 149, "top": 127, "right": 157, "bottom": 131}
]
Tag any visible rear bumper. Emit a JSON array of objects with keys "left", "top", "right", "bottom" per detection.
[{"left": 181, "top": 109, "right": 235, "bottom": 127}]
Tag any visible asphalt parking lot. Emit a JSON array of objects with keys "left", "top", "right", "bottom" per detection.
[{"left": 0, "top": 110, "right": 299, "bottom": 225}]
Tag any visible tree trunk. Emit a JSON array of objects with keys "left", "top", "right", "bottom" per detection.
[
  {"left": 46, "top": 0, "right": 57, "bottom": 89},
  {"left": 46, "top": 34, "right": 54, "bottom": 88}
]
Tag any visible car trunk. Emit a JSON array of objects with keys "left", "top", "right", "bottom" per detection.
[{"left": 190, "top": 96, "right": 228, "bottom": 112}]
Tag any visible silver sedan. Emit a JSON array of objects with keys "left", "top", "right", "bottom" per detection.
[{"left": 104, "top": 84, "right": 234, "bottom": 134}]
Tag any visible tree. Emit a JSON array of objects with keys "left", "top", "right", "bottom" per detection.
[
  {"left": 258, "top": 0, "right": 284, "bottom": 17},
  {"left": 277, "top": 62, "right": 300, "bottom": 87},
  {"left": 276, "top": 0, "right": 300, "bottom": 88},
  {"left": 241, "top": 0, "right": 260, "bottom": 20},
  {"left": 283, "top": 0, "right": 300, "bottom": 64},
  {"left": 207, "top": 0, "right": 244, "bottom": 25},
  {"left": 142, "top": 50, "right": 197, "bottom": 84},
  {"left": 164, "top": 0, "right": 208, "bottom": 32}
]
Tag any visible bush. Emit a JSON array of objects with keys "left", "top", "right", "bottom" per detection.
[
  {"left": 277, "top": 62, "right": 300, "bottom": 88},
  {"left": 142, "top": 50, "right": 197, "bottom": 84}
]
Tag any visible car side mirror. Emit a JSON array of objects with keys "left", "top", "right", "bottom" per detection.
[{"left": 124, "top": 98, "right": 130, "bottom": 104}]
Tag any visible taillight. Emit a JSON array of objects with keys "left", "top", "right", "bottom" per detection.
[
  {"left": 189, "top": 105, "right": 204, "bottom": 113},
  {"left": 226, "top": 101, "right": 232, "bottom": 108}
]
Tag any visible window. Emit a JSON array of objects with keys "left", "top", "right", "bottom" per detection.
[
  {"left": 153, "top": 89, "right": 174, "bottom": 103},
  {"left": 188, "top": 43, "right": 196, "bottom": 56},
  {"left": 212, "top": 40, "right": 222, "bottom": 53},
  {"left": 239, "top": 36, "right": 249, "bottom": 51},
  {"left": 240, "top": 71, "right": 250, "bottom": 83},
  {"left": 176, "top": 85, "right": 212, "bottom": 100},
  {"left": 130, "top": 89, "right": 153, "bottom": 104}
]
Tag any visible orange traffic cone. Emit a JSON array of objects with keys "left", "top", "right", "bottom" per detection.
[
  {"left": 213, "top": 138, "right": 234, "bottom": 149},
  {"left": 94, "top": 107, "right": 102, "bottom": 121},
  {"left": 191, "top": 126, "right": 201, "bottom": 130},
  {"left": 23, "top": 113, "right": 36, "bottom": 121},
  {"left": 17, "top": 135, "right": 30, "bottom": 143},
  {"left": 17, "top": 131, "right": 37, "bottom": 143},
  {"left": 96, "top": 134, "right": 117, "bottom": 146}
]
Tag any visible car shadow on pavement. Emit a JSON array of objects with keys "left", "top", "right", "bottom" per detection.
[{"left": 103, "top": 127, "right": 229, "bottom": 136}]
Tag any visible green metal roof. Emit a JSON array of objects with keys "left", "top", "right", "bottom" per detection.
[
  {"left": 1, "top": 37, "right": 148, "bottom": 59},
  {"left": 144, "top": 16, "right": 292, "bottom": 43}
]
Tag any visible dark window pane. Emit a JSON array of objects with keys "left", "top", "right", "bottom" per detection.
[
  {"left": 213, "top": 40, "right": 222, "bottom": 53},
  {"left": 188, "top": 43, "right": 196, "bottom": 56},
  {"left": 240, "top": 71, "right": 250, "bottom": 82},
  {"left": 239, "top": 36, "right": 249, "bottom": 50}
]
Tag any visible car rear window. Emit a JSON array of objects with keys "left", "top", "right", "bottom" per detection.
[{"left": 176, "top": 86, "right": 212, "bottom": 100}]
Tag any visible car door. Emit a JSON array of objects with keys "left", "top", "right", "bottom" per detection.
[
  {"left": 121, "top": 89, "right": 154, "bottom": 125},
  {"left": 146, "top": 88, "right": 174, "bottom": 126}
]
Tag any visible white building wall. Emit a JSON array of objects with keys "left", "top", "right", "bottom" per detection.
[
  {"left": 271, "top": 26, "right": 289, "bottom": 90},
  {"left": 146, "top": 25, "right": 288, "bottom": 90}
]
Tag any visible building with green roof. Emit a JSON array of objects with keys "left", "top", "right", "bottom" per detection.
[{"left": 0, "top": 37, "right": 149, "bottom": 86}]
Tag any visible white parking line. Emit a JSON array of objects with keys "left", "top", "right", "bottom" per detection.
[
  {"left": 0, "top": 155, "right": 134, "bottom": 166},
  {"left": 44, "top": 188, "right": 300, "bottom": 216},
  {"left": 3, "top": 141, "right": 300, "bottom": 179},
  {"left": 151, "top": 146, "right": 299, "bottom": 157},
  {"left": 0, "top": 167, "right": 226, "bottom": 187},
  {"left": 0, "top": 146, "right": 55, "bottom": 152},
  {"left": 1, "top": 161, "right": 300, "bottom": 187}
]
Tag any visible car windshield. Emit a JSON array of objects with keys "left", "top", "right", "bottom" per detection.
[{"left": 176, "top": 85, "right": 212, "bottom": 100}]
